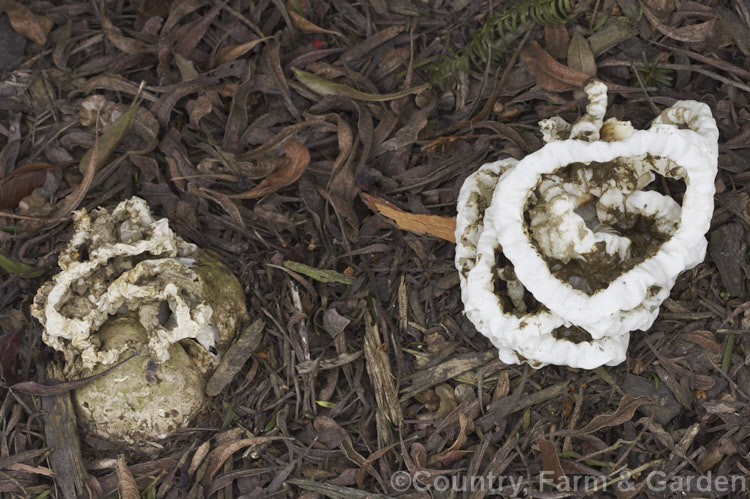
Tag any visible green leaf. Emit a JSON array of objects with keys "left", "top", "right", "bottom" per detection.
[
  {"left": 316, "top": 400, "right": 337, "bottom": 408},
  {"left": 283, "top": 260, "right": 354, "bottom": 285},
  {"left": 264, "top": 412, "right": 278, "bottom": 432},
  {"left": 292, "top": 68, "right": 429, "bottom": 101},
  {"left": 0, "top": 254, "right": 44, "bottom": 278},
  {"left": 78, "top": 97, "right": 141, "bottom": 174}
]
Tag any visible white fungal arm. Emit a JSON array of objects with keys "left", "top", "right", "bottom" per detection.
[
  {"left": 455, "top": 83, "right": 718, "bottom": 369},
  {"left": 569, "top": 80, "right": 608, "bottom": 141},
  {"left": 30, "top": 198, "right": 220, "bottom": 372}
]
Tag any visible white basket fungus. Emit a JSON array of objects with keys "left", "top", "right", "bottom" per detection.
[
  {"left": 32, "top": 197, "right": 247, "bottom": 443},
  {"left": 456, "top": 81, "right": 718, "bottom": 369}
]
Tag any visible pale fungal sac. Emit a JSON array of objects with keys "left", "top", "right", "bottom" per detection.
[
  {"left": 456, "top": 81, "right": 718, "bottom": 369},
  {"left": 32, "top": 197, "right": 247, "bottom": 443}
]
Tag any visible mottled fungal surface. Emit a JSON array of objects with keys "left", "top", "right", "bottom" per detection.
[
  {"left": 456, "top": 81, "right": 719, "bottom": 369},
  {"left": 31, "top": 197, "right": 247, "bottom": 443}
]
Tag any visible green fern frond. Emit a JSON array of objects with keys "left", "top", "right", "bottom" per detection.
[{"left": 427, "top": 0, "right": 577, "bottom": 87}]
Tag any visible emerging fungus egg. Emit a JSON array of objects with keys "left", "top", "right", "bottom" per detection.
[
  {"left": 73, "top": 316, "right": 207, "bottom": 442},
  {"left": 31, "top": 197, "right": 248, "bottom": 443},
  {"left": 456, "top": 81, "right": 718, "bottom": 369}
]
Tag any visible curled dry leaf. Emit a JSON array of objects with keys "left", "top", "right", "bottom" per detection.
[
  {"left": 227, "top": 139, "right": 310, "bottom": 199},
  {"left": 286, "top": 0, "right": 342, "bottom": 37},
  {"left": 641, "top": 5, "right": 718, "bottom": 43},
  {"left": 97, "top": 0, "right": 149, "bottom": 54},
  {"left": 215, "top": 37, "right": 269, "bottom": 67},
  {"left": 360, "top": 192, "right": 456, "bottom": 242},
  {"left": 116, "top": 455, "right": 139, "bottom": 499},
  {"left": 0, "top": 0, "right": 53, "bottom": 45},
  {"left": 576, "top": 395, "right": 654, "bottom": 435},
  {"left": 0, "top": 161, "right": 70, "bottom": 209},
  {"left": 202, "top": 437, "right": 290, "bottom": 484},
  {"left": 521, "top": 41, "right": 590, "bottom": 92}
]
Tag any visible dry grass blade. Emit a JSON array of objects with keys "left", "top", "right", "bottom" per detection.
[
  {"left": 361, "top": 192, "right": 456, "bottom": 242},
  {"left": 364, "top": 313, "right": 402, "bottom": 425}
]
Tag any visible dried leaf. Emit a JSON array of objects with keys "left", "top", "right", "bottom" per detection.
[
  {"left": 136, "top": 0, "right": 174, "bottom": 17},
  {"left": 567, "top": 31, "right": 597, "bottom": 77},
  {"left": 293, "top": 68, "right": 429, "bottom": 102},
  {"left": 202, "top": 437, "right": 290, "bottom": 484},
  {"left": 79, "top": 95, "right": 141, "bottom": 173},
  {"left": 205, "top": 319, "right": 265, "bottom": 397},
  {"left": 642, "top": 5, "right": 718, "bottom": 43},
  {"left": 97, "top": 0, "right": 149, "bottom": 54},
  {"left": 521, "top": 41, "right": 590, "bottom": 91},
  {"left": 173, "top": 53, "right": 198, "bottom": 81},
  {"left": 0, "top": 161, "right": 69, "bottom": 209},
  {"left": 576, "top": 395, "right": 653, "bottom": 434},
  {"left": 587, "top": 16, "right": 638, "bottom": 55},
  {"left": 173, "top": 1, "right": 223, "bottom": 58},
  {"left": 339, "top": 25, "right": 403, "bottom": 65},
  {"left": 0, "top": 330, "right": 21, "bottom": 384},
  {"left": 0, "top": 14, "right": 24, "bottom": 72},
  {"left": 323, "top": 308, "right": 350, "bottom": 336},
  {"left": 0, "top": 0, "right": 52, "bottom": 45},
  {"left": 714, "top": 5, "right": 750, "bottom": 56},
  {"left": 227, "top": 139, "right": 310, "bottom": 199},
  {"left": 262, "top": 38, "right": 301, "bottom": 120},
  {"left": 544, "top": 24, "right": 570, "bottom": 59},
  {"left": 286, "top": 0, "right": 342, "bottom": 36},
  {"left": 189, "top": 440, "right": 211, "bottom": 477},
  {"left": 151, "top": 77, "right": 218, "bottom": 126},
  {"left": 215, "top": 37, "right": 269, "bottom": 67},
  {"left": 4, "top": 353, "right": 140, "bottom": 395},
  {"left": 360, "top": 192, "right": 456, "bottom": 242},
  {"left": 538, "top": 439, "right": 566, "bottom": 484},
  {"left": 116, "top": 455, "right": 139, "bottom": 499}
]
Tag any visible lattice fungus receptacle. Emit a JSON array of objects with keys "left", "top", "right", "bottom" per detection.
[
  {"left": 32, "top": 197, "right": 247, "bottom": 443},
  {"left": 456, "top": 81, "right": 718, "bottom": 369}
]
